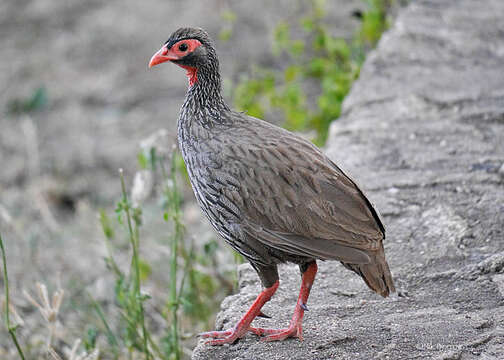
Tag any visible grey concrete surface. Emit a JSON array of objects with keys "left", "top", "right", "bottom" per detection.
[{"left": 192, "top": 0, "right": 504, "bottom": 359}]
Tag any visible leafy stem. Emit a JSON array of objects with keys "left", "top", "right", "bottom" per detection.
[{"left": 1, "top": 231, "right": 26, "bottom": 360}]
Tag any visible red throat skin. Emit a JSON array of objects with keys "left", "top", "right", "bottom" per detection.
[{"left": 178, "top": 64, "right": 198, "bottom": 86}]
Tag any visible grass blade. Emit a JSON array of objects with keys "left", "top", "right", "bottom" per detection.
[{"left": 1, "top": 231, "right": 26, "bottom": 360}]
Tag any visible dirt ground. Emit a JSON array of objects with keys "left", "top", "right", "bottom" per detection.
[{"left": 0, "top": 0, "right": 365, "bottom": 358}]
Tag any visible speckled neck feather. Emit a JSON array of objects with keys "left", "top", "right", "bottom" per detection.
[{"left": 180, "top": 50, "right": 230, "bottom": 125}]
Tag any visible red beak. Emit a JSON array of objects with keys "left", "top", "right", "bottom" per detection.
[{"left": 149, "top": 45, "right": 177, "bottom": 68}]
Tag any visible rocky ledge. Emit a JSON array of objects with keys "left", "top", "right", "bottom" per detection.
[{"left": 193, "top": 0, "right": 504, "bottom": 358}]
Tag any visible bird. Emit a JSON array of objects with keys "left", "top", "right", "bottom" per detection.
[{"left": 149, "top": 27, "right": 395, "bottom": 345}]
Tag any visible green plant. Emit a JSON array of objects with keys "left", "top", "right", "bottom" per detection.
[
  {"left": 359, "top": 0, "right": 390, "bottom": 47},
  {"left": 231, "top": 0, "right": 390, "bottom": 145},
  {"left": 7, "top": 86, "right": 48, "bottom": 115},
  {"left": 157, "top": 151, "right": 232, "bottom": 353},
  {"left": 90, "top": 141, "right": 232, "bottom": 359},
  {"left": 94, "top": 169, "right": 154, "bottom": 358},
  {"left": 218, "top": 10, "right": 237, "bottom": 42},
  {"left": 118, "top": 169, "right": 151, "bottom": 358},
  {"left": 159, "top": 152, "right": 185, "bottom": 360},
  {"left": 0, "top": 231, "right": 26, "bottom": 360},
  {"left": 88, "top": 169, "right": 156, "bottom": 359}
]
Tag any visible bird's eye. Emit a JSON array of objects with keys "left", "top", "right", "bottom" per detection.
[{"left": 178, "top": 43, "right": 188, "bottom": 51}]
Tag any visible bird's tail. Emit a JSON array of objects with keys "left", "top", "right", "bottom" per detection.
[{"left": 341, "top": 244, "right": 395, "bottom": 297}]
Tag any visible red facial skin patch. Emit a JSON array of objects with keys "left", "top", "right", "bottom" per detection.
[{"left": 149, "top": 39, "right": 202, "bottom": 86}]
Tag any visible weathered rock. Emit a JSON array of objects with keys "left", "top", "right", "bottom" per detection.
[{"left": 192, "top": 0, "right": 504, "bottom": 358}]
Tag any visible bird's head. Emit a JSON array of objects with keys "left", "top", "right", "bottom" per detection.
[{"left": 149, "top": 27, "right": 216, "bottom": 86}]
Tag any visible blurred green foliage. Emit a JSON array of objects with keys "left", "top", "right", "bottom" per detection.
[
  {"left": 91, "top": 146, "right": 233, "bottom": 359},
  {"left": 231, "top": 0, "right": 390, "bottom": 145},
  {"left": 218, "top": 10, "right": 237, "bottom": 42},
  {"left": 359, "top": 0, "right": 390, "bottom": 45},
  {"left": 7, "top": 86, "right": 48, "bottom": 115},
  {"left": 1, "top": 232, "right": 27, "bottom": 359}
]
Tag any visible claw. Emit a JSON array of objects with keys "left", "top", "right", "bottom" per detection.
[
  {"left": 205, "top": 335, "right": 240, "bottom": 345},
  {"left": 251, "top": 325, "right": 303, "bottom": 342},
  {"left": 257, "top": 311, "right": 272, "bottom": 319}
]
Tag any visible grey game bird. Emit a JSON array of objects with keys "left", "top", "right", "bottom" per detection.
[{"left": 149, "top": 27, "right": 395, "bottom": 345}]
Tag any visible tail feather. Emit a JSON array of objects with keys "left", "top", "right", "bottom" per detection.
[{"left": 341, "top": 244, "right": 395, "bottom": 297}]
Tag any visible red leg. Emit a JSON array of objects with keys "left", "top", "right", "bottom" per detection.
[
  {"left": 250, "top": 262, "right": 318, "bottom": 342},
  {"left": 199, "top": 280, "right": 279, "bottom": 345}
]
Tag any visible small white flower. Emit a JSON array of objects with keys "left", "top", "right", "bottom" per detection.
[
  {"left": 164, "top": 178, "right": 175, "bottom": 191},
  {"left": 131, "top": 170, "right": 154, "bottom": 207},
  {"left": 140, "top": 128, "right": 171, "bottom": 156}
]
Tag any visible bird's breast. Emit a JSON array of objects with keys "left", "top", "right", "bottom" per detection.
[{"left": 178, "top": 125, "right": 244, "bottom": 240}]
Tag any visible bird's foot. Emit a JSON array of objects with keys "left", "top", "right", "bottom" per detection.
[
  {"left": 249, "top": 323, "right": 303, "bottom": 342},
  {"left": 200, "top": 281, "right": 280, "bottom": 346}
]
